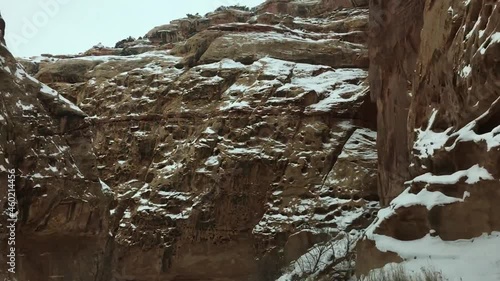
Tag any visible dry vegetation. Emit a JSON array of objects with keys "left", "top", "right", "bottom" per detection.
[{"left": 358, "top": 265, "right": 448, "bottom": 281}]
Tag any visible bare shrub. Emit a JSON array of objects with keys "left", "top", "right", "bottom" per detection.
[
  {"left": 359, "top": 265, "right": 448, "bottom": 281},
  {"left": 290, "top": 231, "right": 358, "bottom": 281},
  {"left": 215, "top": 5, "right": 252, "bottom": 12}
]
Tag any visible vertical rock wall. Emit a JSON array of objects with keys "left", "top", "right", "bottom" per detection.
[
  {"left": 368, "top": 0, "right": 425, "bottom": 206},
  {"left": 357, "top": 0, "right": 500, "bottom": 277},
  {"left": 0, "top": 45, "right": 111, "bottom": 280}
]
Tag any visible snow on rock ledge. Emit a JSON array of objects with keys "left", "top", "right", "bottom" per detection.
[
  {"left": 357, "top": 1, "right": 500, "bottom": 279},
  {"left": 22, "top": 5, "right": 375, "bottom": 280},
  {"left": 0, "top": 38, "right": 110, "bottom": 281}
]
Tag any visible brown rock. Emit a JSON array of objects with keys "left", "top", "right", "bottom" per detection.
[
  {"left": 355, "top": 239, "right": 402, "bottom": 276},
  {"left": 325, "top": 128, "right": 378, "bottom": 201},
  {"left": 170, "top": 8, "right": 369, "bottom": 68},
  {"left": 199, "top": 31, "right": 367, "bottom": 68},
  {"left": 284, "top": 230, "right": 329, "bottom": 263},
  {"left": 0, "top": 43, "right": 111, "bottom": 280},
  {"left": 256, "top": 0, "right": 367, "bottom": 17},
  {"left": 407, "top": 0, "right": 500, "bottom": 240},
  {"left": 146, "top": 9, "right": 252, "bottom": 45},
  {"left": 170, "top": 30, "right": 224, "bottom": 67},
  {"left": 369, "top": 0, "right": 425, "bottom": 206},
  {"left": 36, "top": 59, "right": 101, "bottom": 84},
  {"left": 357, "top": 0, "right": 500, "bottom": 276},
  {"left": 15, "top": 4, "right": 379, "bottom": 281},
  {"left": 59, "top": 51, "right": 375, "bottom": 280},
  {"left": 374, "top": 205, "right": 430, "bottom": 241}
]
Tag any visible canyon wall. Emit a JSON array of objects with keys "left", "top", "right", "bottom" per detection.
[
  {"left": 357, "top": 0, "right": 500, "bottom": 276},
  {"left": 0, "top": 43, "right": 111, "bottom": 280},
  {"left": 368, "top": 0, "right": 425, "bottom": 206},
  {"left": 2, "top": 1, "right": 378, "bottom": 280}
]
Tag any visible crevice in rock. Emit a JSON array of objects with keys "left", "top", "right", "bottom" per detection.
[
  {"left": 474, "top": 99, "right": 500, "bottom": 134},
  {"left": 319, "top": 126, "right": 358, "bottom": 191},
  {"left": 32, "top": 195, "right": 63, "bottom": 233}
]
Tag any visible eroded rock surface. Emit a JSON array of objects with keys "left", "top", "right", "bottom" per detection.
[
  {"left": 368, "top": 0, "right": 425, "bottom": 206},
  {"left": 256, "top": 0, "right": 368, "bottom": 17},
  {"left": 0, "top": 44, "right": 111, "bottom": 280},
  {"left": 9, "top": 2, "right": 379, "bottom": 281},
  {"left": 35, "top": 54, "right": 377, "bottom": 280},
  {"left": 357, "top": 0, "right": 500, "bottom": 277},
  {"left": 21, "top": 4, "right": 378, "bottom": 280}
]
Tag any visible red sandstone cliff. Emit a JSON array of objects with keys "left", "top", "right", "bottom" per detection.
[
  {"left": 357, "top": 1, "right": 500, "bottom": 280},
  {"left": 2, "top": 1, "right": 378, "bottom": 280},
  {"left": 3, "top": 0, "right": 498, "bottom": 280}
]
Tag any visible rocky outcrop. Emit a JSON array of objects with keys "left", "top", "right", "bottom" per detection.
[
  {"left": 171, "top": 9, "right": 369, "bottom": 68},
  {"left": 0, "top": 15, "right": 5, "bottom": 43},
  {"left": 0, "top": 44, "right": 111, "bottom": 280},
  {"left": 146, "top": 9, "right": 253, "bottom": 45},
  {"left": 357, "top": 0, "right": 500, "bottom": 277},
  {"left": 256, "top": 0, "right": 368, "bottom": 17},
  {"left": 196, "top": 25, "right": 367, "bottom": 68},
  {"left": 32, "top": 53, "right": 377, "bottom": 281},
  {"left": 407, "top": 0, "right": 500, "bottom": 239},
  {"left": 368, "top": 0, "right": 425, "bottom": 206},
  {"left": 19, "top": 4, "right": 379, "bottom": 280},
  {"left": 145, "top": 0, "right": 369, "bottom": 49}
]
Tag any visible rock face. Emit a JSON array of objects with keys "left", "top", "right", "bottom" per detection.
[
  {"left": 36, "top": 55, "right": 376, "bottom": 281},
  {"left": 357, "top": 0, "right": 500, "bottom": 276},
  {"left": 13, "top": 3, "right": 379, "bottom": 281},
  {"left": 12, "top": 0, "right": 500, "bottom": 279},
  {"left": 170, "top": 9, "right": 369, "bottom": 68},
  {"left": 256, "top": 0, "right": 368, "bottom": 17},
  {"left": 146, "top": 9, "right": 253, "bottom": 46},
  {"left": 0, "top": 45, "right": 110, "bottom": 280},
  {"left": 368, "top": 0, "right": 425, "bottom": 206},
  {"left": 197, "top": 24, "right": 368, "bottom": 68},
  {"left": 407, "top": 0, "right": 500, "bottom": 239}
]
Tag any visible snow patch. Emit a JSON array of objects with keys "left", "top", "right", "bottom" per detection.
[
  {"left": 391, "top": 187, "right": 469, "bottom": 211},
  {"left": 409, "top": 165, "right": 493, "bottom": 185},
  {"left": 460, "top": 65, "right": 472, "bottom": 78},
  {"left": 220, "top": 100, "right": 251, "bottom": 111},
  {"left": 413, "top": 109, "right": 453, "bottom": 159},
  {"left": 99, "top": 179, "right": 113, "bottom": 194},
  {"left": 204, "top": 155, "right": 220, "bottom": 167},
  {"left": 446, "top": 97, "right": 500, "bottom": 151},
  {"left": 369, "top": 232, "right": 500, "bottom": 281}
]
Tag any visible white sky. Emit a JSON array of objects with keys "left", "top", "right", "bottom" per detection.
[{"left": 1, "top": 0, "right": 264, "bottom": 58}]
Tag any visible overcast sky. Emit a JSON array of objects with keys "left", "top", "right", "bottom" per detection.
[{"left": 1, "top": 0, "right": 264, "bottom": 58}]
